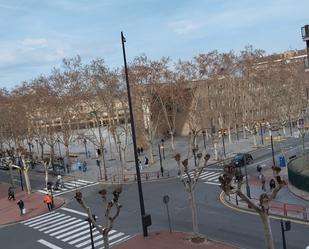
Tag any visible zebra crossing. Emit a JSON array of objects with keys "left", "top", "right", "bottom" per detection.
[
  {"left": 183, "top": 169, "right": 223, "bottom": 185},
  {"left": 21, "top": 209, "right": 130, "bottom": 249},
  {"left": 37, "top": 179, "right": 99, "bottom": 196}
]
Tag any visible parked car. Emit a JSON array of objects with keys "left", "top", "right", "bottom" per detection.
[
  {"left": 231, "top": 153, "right": 253, "bottom": 167},
  {"left": 0, "top": 157, "right": 10, "bottom": 170}
]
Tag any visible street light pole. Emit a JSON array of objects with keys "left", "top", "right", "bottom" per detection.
[
  {"left": 202, "top": 130, "right": 206, "bottom": 149},
  {"left": 57, "top": 139, "right": 62, "bottom": 157},
  {"left": 19, "top": 168, "right": 24, "bottom": 191},
  {"left": 121, "top": 31, "right": 151, "bottom": 237},
  {"left": 161, "top": 139, "right": 165, "bottom": 160},
  {"left": 260, "top": 123, "right": 264, "bottom": 145},
  {"left": 222, "top": 133, "right": 226, "bottom": 158},
  {"left": 271, "top": 135, "right": 276, "bottom": 166},
  {"left": 158, "top": 144, "right": 164, "bottom": 176},
  {"left": 83, "top": 139, "right": 88, "bottom": 159},
  {"left": 35, "top": 139, "right": 39, "bottom": 157}
]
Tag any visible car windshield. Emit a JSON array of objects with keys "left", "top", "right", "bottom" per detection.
[{"left": 234, "top": 155, "right": 243, "bottom": 160}]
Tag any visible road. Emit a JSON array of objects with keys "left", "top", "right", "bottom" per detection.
[{"left": 0, "top": 135, "right": 309, "bottom": 249}]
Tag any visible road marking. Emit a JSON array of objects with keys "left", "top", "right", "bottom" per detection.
[
  {"left": 205, "top": 181, "right": 221, "bottom": 186},
  {"left": 57, "top": 224, "right": 90, "bottom": 240},
  {"left": 20, "top": 211, "right": 55, "bottom": 224},
  {"left": 38, "top": 217, "right": 76, "bottom": 232},
  {"left": 61, "top": 207, "right": 88, "bottom": 217},
  {"left": 83, "top": 232, "right": 124, "bottom": 249},
  {"left": 68, "top": 230, "right": 100, "bottom": 245},
  {"left": 32, "top": 214, "right": 67, "bottom": 229},
  {"left": 25, "top": 213, "right": 62, "bottom": 226},
  {"left": 37, "top": 239, "right": 62, "bottom": 249},
  {"left": 219, "top": 191, "right": 309, "bottom": 226}
]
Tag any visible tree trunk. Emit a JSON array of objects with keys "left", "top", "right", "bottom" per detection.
[
  {"left": 8, "top": 165, "right": 15, "bottom": 188},
  {"left": 188, "top": 189, "right": 199, "bottom": 235},
  {"left": 149, "top": 143, "right": 154, "bottom": 164},
  {"left": 253, "top": 134, "right": 257, "bottom": 146},
  {"left": 260, "top": 213, "right": 275, "bottom": 249},
  {"left": 214, "top": 142, "right": 218, "bottom": 160},
  {"left": 243, "top": 125, "right": 246, "bottom": 139},
  {"left": 23, "top": 169, "right": 32, "bottom": 194},
  {"left": 228, "top": 127, "right": 232, "bottom": 144},
  {"left": 170, "top": 132, "right": 175, "bottom": 151},
  {"left": 103, "top": 232, "right": 109, "bottom": 249},
  {"left": 282, "top": 126, "right": 286, "bottom": 136}
]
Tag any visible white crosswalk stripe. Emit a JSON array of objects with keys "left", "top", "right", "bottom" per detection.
[
  {"left": 37, "top": 179, "right": 99, "bottom": 196},
  {"left": 22, "top": 211, "right": 131, "bottom": 249},
  {"left": 182, "top": 169, "right": 223, "bottom": 186}
]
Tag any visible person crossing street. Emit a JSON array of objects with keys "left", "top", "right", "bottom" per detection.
[{"left": 43, "top": 194, "right": 53, "bottom": 211}]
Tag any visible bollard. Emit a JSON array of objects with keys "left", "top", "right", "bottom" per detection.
[
  {"left": 134, "top": 174, "right": 137, "bottom": 181},
  {"left": 157, "top": 172, "right": 159, "bottom": 179},
  {"left": 146, "top": 173, "right": 149, "bottom": 180}
]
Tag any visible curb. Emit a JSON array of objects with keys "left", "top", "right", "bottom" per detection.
[{"left": 219, "top": 191, "right": 309, "bottom": 225}]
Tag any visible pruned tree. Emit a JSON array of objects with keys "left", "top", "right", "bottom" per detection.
[
  {"left": 219, "top": 164, "right": 286, "bottom": 249},
  {"left": 174, "top": 152, "right": 210, "bottom": 237},
  {"left": 75, "top": 186, "right": 122, "bottom": 249}
]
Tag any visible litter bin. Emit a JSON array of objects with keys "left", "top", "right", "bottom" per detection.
[{"left": 279, "top": 155, "right": 286, "bottom": 167}]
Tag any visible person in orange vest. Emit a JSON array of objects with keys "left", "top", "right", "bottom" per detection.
[{"left": 43, "top": 194, "right": 53, "bottom": 211}]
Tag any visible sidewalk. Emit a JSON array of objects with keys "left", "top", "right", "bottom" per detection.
[
  {"left": 113, "top": 231, "right": 237, "bottom": 249},
  {"left": 224, "top": 166, "right": 309, "bottom": 221},
  {"left": 0, "top": 182, "right": 64, "bottom": 225}
]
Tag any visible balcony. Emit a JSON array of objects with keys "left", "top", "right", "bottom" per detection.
[
  {"left": 305, "top": 57, "right": 309, "bottom": 72},
  {"left": 301, "top": 25, "right": 309, "bottom": 41}
]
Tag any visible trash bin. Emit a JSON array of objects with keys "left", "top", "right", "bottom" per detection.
[{"left": 279, "top": 156, "right": 286, "bottom": 167}]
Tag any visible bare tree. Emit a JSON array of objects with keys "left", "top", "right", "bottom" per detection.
[
  {"left": 174, "top": 152, "right": 210, "bottom": 237},
  {"left": 219, "top": 164, "right": 286, "bottom": 249},
  {"left": 75, "top": 186, "right": 122, "bottom": 249}
]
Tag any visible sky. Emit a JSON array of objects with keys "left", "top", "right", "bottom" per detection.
[{"left": 0, "top": 0, "right": 308, "bottom": 89}]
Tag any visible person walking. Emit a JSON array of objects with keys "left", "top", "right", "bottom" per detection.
[
  {"left": 43, "top": 194, "right": 53, "bottom": 211},
  {"left": 17, "top": 200, "right": 25, "bottom": 215},
  {"left": 140, "top": 147, "right": 144, "bottom": 155},
  {"left": 137, "top": 147, "right": 140, "bottom": 156},
  {"left": 144, "top": 156, "right": 149, "bottom": 166},
  {"left": 8, "top": 187, "right": 15, "bottom": 201},
  {"left": 269, "top": 178, "right": 276, "bottom": 191},
  {"left": 260, "top": 173, "right": 266, "bottom": 192}
]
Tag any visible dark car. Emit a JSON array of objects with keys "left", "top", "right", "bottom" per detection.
[{"left": 231, "top": 153, "right": 253, "bottom": 167}]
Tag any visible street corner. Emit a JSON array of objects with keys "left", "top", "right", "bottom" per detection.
[{"left": 0, "top": 189, "right": 65, "bottom": 225}]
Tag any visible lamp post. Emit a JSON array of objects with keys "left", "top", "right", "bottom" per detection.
[
  {"left": 121, "top": 31, "right": 151, "bottom": 237},
  {"left": 57, "top": 139, "right": 62, "bottom": 157},
  {"left": 27, "top": 142, "right": 32, "bottom": 159},
  {"left": 18, "top": 160, "right": 24, "bottom": 191},
  {"left": 35, "top": 139, "right": 39, "bottom": 157},
  {"left": 260, "top": 123, "right": 264, "bottom": 145},
  {"left": 221, "top": 131, "right": 226, "bottom": 158},
  {"left": 83, "top": 139, "right": 88, "bottom": 158},
  {"left": 85, "top": 215, "right": 96, "bottom": 249},
  {"left": 47, "top": 181, "right": 54, "bottom": 208},
  {"left": 202, "top": 130, "right": 206, "bottom": 149},
  {"left": 158, "top": 144, "right": 164, "bottom": 176},
  {"left": 161, "top": 139, "right": 165, "bottom": 160},
  {"left": 271, "top": 135, "right": 276, "bottom": 166}
]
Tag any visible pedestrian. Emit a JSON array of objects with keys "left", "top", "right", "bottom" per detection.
[
  {"left": 8, "top": 187, "right": 15, "bottom": 201},
  {"left": 144, "top": 156, "right": 149, "bottom": 166},
  {"left": 140, "top": 147, "right": 144, "bottom": 155},
  {"left": 269, "top": 178, "right": 276, "bottom": 190},
  {"left": 83, "top": 161, "right": 87, "bottom": 172},
  {"left": 260, "top": 173, "right": 266, "bottom": 191},
  {"left": 139, "top": 159, "right": 143, "bottom": 171},
  {"left": 43, "top": 194, "right": 53, "bottom": 211},
  {"left": 257, "top": 164, "right": 262, "bottom": 174},
  {"left": 17, "top": 200, "right": 25, "bottom": 215},
  {"left": 137, "top": 147, "right": 140, "bottom": 156},
  {"left": 65, "top": 164, "right": 70, "bottom": 173},
  {"left": 87, "top": 150, "right": 91, "bottom": 159}
]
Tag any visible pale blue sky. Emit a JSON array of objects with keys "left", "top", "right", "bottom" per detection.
[{"left": 0, "top": 0, "right": 308, "bottom": 88}]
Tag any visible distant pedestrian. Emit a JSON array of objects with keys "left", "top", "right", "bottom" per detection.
[
  {"left": 8, "top": 187, "right": 15, "bottom": 201},
  {"left": 66, "top": 164, "right": 70, "bottom": 173},
  {"left": 17, "top": 200, "right": 25, "bottom": 215},
  {"left": 83, "top": 161, "right": 87, "bottom": 172},
  {"left": 139, "top": 159, "right": 143, "bottom": 170},
  {"left": 140, "top": 147, "right": 144, "bottom": 155},
  {"left": 144, "top": 156, "right": 149, "bottom": 166},
  {"left": 43, "top": 194, "right": 53, "bottom": 211},
  {"left": 137, "top": 147, "right": 140, "bottom": 156},
  {"left": 260, "top": 173, "right": 266, "bottom": 191},
  {"left": 269, "top": 178, "right": 276, "bottom": 191},
  {"left": 87, "top": 150, "right": 91, "bottom": 159},
  {"left": 257, "top": 164, "right": 262, "bottom": 174}
]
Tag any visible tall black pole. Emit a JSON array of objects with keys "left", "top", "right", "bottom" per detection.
[
  {"left": 281, "top": 220, "right": 287, "bottom": 249},
  {"left": 289, "top": 116, "right": 293, "bottom": 136},
  {"left": 83, "top": 139, "right": 88, "bottom": 158},
  {"left": 271, "top": 135, "right": 276, "bottom": 166},
  {"left": 222, "top": 133, "right": 226, "bottom": 158},
  {"left": 88, "top": 219, "right": 95, "bottom": 249},
  {"left": 260, "top": 123, "right": 264, "bottom": 145},
  {"left": 158, "top": 144, "right": 164, "bottom": 176},
  {"left": 121, "top": 32, "right": 150, "bottom": 237},
  {"left": 202, "top": 131, "right": 206, "bottom": 149},
  {"left": 236, "top": 124, "right": 239, "bottom": 141}
]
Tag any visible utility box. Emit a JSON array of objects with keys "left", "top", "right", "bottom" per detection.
[{"left": 279, "top": 156, "right": 286, "bottom": 168}]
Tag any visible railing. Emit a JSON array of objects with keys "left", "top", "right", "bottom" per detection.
[
  {"left": 107, "top": 170, "right": 172, "bottom": 183},
  {"left": 228, "top": 194, "right": 309, "bottom": 221}
]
